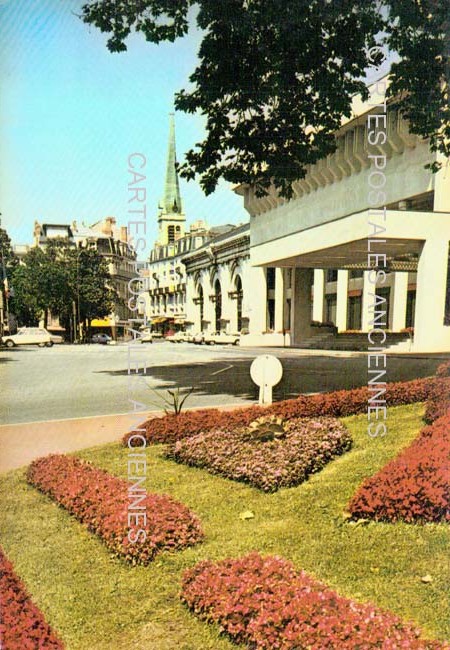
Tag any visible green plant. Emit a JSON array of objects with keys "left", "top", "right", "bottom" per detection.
[{"left": 147, "top": 385, "right": 194, "bottom": 415}]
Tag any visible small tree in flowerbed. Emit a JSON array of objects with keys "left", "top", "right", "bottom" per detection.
[
  {"left": 166, "top": 415, "right": 352, "bottom": 492},
  {"left": 181, "top": 553, "right": 448, "bottom": 650},
  {"left": 0, "top": 547, "right": 65, "bottom": 649}
]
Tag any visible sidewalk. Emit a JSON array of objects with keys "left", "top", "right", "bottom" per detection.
[{"left": 0, "top": 403, "right": 248, "bottom": 473}]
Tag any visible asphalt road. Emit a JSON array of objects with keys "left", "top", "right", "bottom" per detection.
[{"left": 0, "top": 342, "right": 448, "bottom": 425}]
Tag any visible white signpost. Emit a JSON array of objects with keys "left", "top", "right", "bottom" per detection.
[{"left": 250, "top": 354, "right": 283, "bottom": 405}]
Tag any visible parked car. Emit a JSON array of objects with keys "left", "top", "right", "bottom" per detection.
[
  {"left": 139, "top": 328, "right": 153, "bottom": 344},
  {"left": 192, "top": 332, "right": 205, "bottom": 345},
  {"left": 1, "top": 327, "right": 53, "bottom": 348},
  {"left": 50, "top": 333, "right": 64, "bottom": 344},
  {"left": 169, "top": 331, "right": 189, "bottom": 343},
  {"left": 91, "top": 333, "right": 112, "bottom": 345},
  {"left": 204, "top": 331, "right": 241, "bottom": 346}
]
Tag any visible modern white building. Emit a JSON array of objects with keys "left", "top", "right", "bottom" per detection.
[{"left": 235, "top": 76, "right": 450, "bottom": 352}]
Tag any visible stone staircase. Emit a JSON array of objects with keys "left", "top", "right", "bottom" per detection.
[{"left": 297, "top": 331, "right": 410, "bottom": 352}]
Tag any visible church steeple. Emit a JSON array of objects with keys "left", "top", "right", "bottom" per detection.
[
  {"left": 162, "top": 113, "right": 183, "bottom": 215},
  {"left": 157, "top": 113, "right": 185, "bottom": 245}
]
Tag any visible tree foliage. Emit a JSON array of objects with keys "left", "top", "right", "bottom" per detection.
[
  {"left": 11, "top": 240, "right": 117, "bottom": 332},
  {"left": 81, "top": 0, "right": 449, "bottom": 197}
]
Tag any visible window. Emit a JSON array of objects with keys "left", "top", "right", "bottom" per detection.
[
  {"left": 266, "top": 267, "right": 276, "bottom": 290},
  {"left": 406, "top": 289, "right": 416, "bottom": 329},
  {"left": 168, "top": 225, "right": 175, "bottom": 243},
  {"left": 235, "top": 276, "right": 243, "bottom": 332},
  {"left": 198, "top": 285, "right": 204, "bottom": 325},
  {"left": 325, "top": 295, "right": 337, "bottom": 325},
  {"left": 326, "top": 269, "right": 338, "bottom": 283},
  {"left": 214, "top": 279, "right": 222, "bottom": 331},
  {"left": 350, "top": 269, "right": 364, "bottom": 279},
  {"left": 347, "top": 295, "right": 362, "bottom": 330}
]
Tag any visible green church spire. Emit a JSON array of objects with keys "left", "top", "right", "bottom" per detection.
[{"left": 161, "top": 113, "right": 183, "bottom": 215}]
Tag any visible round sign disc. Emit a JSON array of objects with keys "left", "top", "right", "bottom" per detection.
[{"left": 250, "top": 355, "right": 283, "bottom": 388}]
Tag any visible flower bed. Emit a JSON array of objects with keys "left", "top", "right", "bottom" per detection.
[
  {"left": 167, "top": 416, "right": 351, "bottom": 492},
  {"left": 26, "top": 455, "right": 204, "bottom": 565},
  {"left": 181, "top": 552, "right": 447, "bottom": 649},
  {"left": 0, "top": 547, "right": 64, "bottom": 649},
  {"left": 424, "top": 363, "right": 450, "bottom": 423},
  {"left": 124, "top": 376, "right": 434, "bottom": 446},
  {"left": 348, "top": 413, "right": 450, "bottom": 523}
]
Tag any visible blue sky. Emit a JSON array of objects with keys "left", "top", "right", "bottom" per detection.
[{"left": 0, "top": 0, "right": 248, "bottom": 258}]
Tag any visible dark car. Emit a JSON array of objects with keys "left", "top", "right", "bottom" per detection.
[{"left": 91, "top": 333, "right": 112, "bottom": 345}]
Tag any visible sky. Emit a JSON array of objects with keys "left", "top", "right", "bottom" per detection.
[{"left": 0, "top": 0, "right": 248, "bottom": 259}]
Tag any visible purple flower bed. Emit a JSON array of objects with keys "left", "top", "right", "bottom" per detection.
[{"left": 166, "top": 417, "right": 352, "bottom": 492}]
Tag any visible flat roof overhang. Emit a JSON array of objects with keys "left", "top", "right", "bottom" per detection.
[{"left": 250, "top": 209, "right": 450, "bottom": 270}]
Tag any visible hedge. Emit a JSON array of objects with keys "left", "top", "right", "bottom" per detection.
[
  {"left": 26, "top": 455, "right": 204, "bottom": 565},
  {"left": 0, "top": 547, "right": 64, "bottom": 649},
  {"left": 124, "top": 376, "right": 434, "bottom": 446},
  {"left": 348, "top": 412, "right": 450, "bottom": 523},
  {"left": 181, "top": 553, "right": 448, "bottom": 649}
]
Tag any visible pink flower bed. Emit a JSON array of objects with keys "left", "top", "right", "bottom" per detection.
[
  {"left": 27, "top": 454, "right": 204, "bottom": 565},
  {"left": 0, "top": 547, "right": 64, "bottom": 649},
  {"left": 348, "top": 413, "right": 450, "bottom": 523},
  {"left": 181, "top": 553, "right": 448, "bottom": 649},
  {"left": 167, "top": 417, "right": 351, "bottom": 492}
]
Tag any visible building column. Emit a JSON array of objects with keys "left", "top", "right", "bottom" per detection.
[
  {"left": 246, "top": 266, "right": 267, "bottom": 334},
  {"left": 433, "top": 151, "right": 450, "bottom": 212},
  {"left": 312, "top": 269, "right": 325, "bottom": 322},
  {"left": 414, "top": 237, "right": 450, "bottom": 351},
  {"left": 291, "top": 268, "right": 314, "bottom": 344},
  {"left": 361, "top": 271, "right": 372, "bottom": 332},
  {"left": 336, "top": 270, "right": 349, "bottom": 332},
  {"left": 274, "top": 268, "right": 284, "bottom": 332},
  {"left": 391, "top": 272, "right": 408, "bottom": 332}
]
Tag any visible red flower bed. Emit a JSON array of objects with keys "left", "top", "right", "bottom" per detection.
[
  {"left": 26, "top": 455, "right": 204, "bottom": 565},
  {"left": 424, "top": 376, "right": 450, "bottom": 424},
  {"left": 124, "top": 377, "right": 434, "bottom": 446},
  {"left": 348, "top": 414, "right": 450, "bottom": 523},
  {"left": 181, "top": 553, "right": 447, "bottom": 649},
  {"left": 0, "top": 547, "right": 64, "bottom": 649},
  {"left": 167, "top": 417, "right": 351, "bottom": 492}
]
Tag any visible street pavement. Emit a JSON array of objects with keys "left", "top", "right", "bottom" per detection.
[{"left": 1, "top": 341, "right": 448, "bottom": 425}]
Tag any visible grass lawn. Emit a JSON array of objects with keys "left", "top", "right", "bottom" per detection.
[{"left": 0, "top": 403, "right": 448, "bottom": 649}]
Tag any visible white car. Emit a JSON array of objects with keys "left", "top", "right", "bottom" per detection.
[
  {"left": 139, "top": 329, "right": 153, "bottom": 344},
  {"left": 2, "top": 327, "right": 53, "bottom": 348},
  {"left": 170, "top": 331, "right": 189, "bottom": 343},
  {"left": 204, "top": 331, "right": 241, "bottom": 346}
]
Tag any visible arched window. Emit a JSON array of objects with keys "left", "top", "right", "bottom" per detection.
[
  {"left": 235, "top": 276, "right": 243, "bottom": 332},
  {"left": 214, "top": 279, "right": 222, "bottom": 331},
  {"left": 198, "top": 285, "right": 204, "bottom": 327}
]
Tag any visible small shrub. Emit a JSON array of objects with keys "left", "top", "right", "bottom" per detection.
[
  {"left": 167, "top": 416, "right": 351, "bottom": 492},
  {"left": 26, "top": 455, "right": 204, "bottom": 565},
  {"left": 348, "top": 414, "right": 450, "bottom": 523},
  {"left": 181, "top": 553, "right": 448, "bottom": 649},
  {"left": 124, "top": 377, "right": 434, "bottom": 446},
  {"left": 0, "top": 547, "right": 64, "bottom": 649}
]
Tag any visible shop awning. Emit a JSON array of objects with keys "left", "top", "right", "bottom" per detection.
[{"left": 91, "top": 318, "right": 114, "bottom": 327}]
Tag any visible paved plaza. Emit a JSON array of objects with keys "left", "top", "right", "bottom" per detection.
[{"left": 1, "top": 341, "right": 448, "bottom": 425}]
